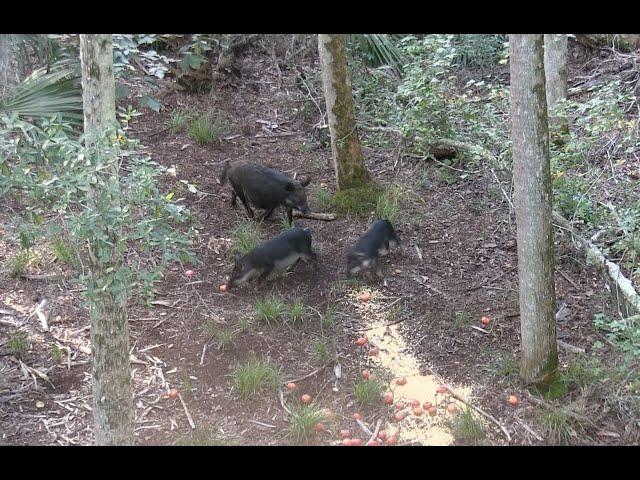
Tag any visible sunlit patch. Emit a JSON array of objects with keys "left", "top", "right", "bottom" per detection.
[{"left": 352, "top": 290, "right": 473, "bottom": 445}]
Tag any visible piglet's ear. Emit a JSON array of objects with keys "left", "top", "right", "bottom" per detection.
[{"left": 234, "top": 253, "right": 242, "bottom": 264}]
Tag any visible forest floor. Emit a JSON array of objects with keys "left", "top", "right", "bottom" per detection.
[{"left": 0, "top": 43, "right": 636, "bottom": 446}]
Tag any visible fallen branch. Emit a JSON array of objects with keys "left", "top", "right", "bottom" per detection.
[
  {"left": 557, "top": 339, "right": 586, "bottom": 354},
  {"left": 247, "top": 419, "right": 277, "bottom": 429},
  {"left": 20, "top": 273, "right": 67, "bottom": 282},
  {"left": 427, "top": 367, "right": 511, "bottom": 444},
  {"left": 553, "top": 211, "right": 640, "bottom": 317},
  {"left": 283, "top": 366, "right": 324, "bottom": 385},
  {"left": 292, "top": 211, "right": 337, "bottom": 221}
]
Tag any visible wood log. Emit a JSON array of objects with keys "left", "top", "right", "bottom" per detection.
[{"left": 553, "top": 211, "right": 640, "bottom": 317}]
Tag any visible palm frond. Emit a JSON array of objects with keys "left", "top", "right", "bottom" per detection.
[
  {"left": 352, "top": 34, "right": 406, "bottom": 76},
  {"left": 0, "top": 58, "right": 83, "bottom": 125}
]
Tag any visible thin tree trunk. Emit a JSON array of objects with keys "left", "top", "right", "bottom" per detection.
[
  {"left": 0, "top": 35, "right": 12, "bottom": 97},
  {"left": 79, "top": 34, "right": 134, "bottom": 446},
  {"left": 510, "top": 34, "right": 559, "bottom": 385},
  {"left": 318, "top": 34, "right": 372, "bottom": 190},
  {"left": 543, "top": 34, "right": 569, "bottom": 135}
]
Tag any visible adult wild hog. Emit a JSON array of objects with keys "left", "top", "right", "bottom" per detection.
[
  {"left": 225, "top": 228, "right": 317, "bottom": 290},
  {"left": 347, "top": 219, "right": 400, "bottom": 277},
  {"left": 219, "top": 160, "right": 311, "bottom": 224}
]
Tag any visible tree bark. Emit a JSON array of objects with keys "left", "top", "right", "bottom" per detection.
[
  {"left": 317, "top": 34, "right": 372, "bottom": 190},
  {"left": 79, "top": 34, "right": 134, "bottom": 446},
  {"left": 509, "top": 34, "right": 559, "bottom": 385},
  {"left": 543, "top": 34, "right": 568, "bottom": 135}
]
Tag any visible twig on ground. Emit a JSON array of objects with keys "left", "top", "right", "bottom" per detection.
[
  {"left": 178, "top": 393, "right": 196, "bottom": 429},
  {"left": 427, "top": 367, "right": 511, "bottom": 444},
  {"left": 247, "top": 419, "right": 277, "bottom": 429}
]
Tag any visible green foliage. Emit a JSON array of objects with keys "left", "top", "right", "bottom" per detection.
[
  {"left": 452, "top": 408, "right": 486, "bottom": 445},
  {"left": 230, "top": 218, "right": 261, "bottom": 257},
  {"left": 561, "top": 355, "right": 603, "bottom": 391},
  {"left": 286, "top": 403, "right": 325, "bottom": 444},
  {"left": 331, "top": 184, "right": 384, "bottom": 217},
  {"left": 188, "top": 113, "right": 224, "bottom": 145},
  {"left": 51, "top": 344, "right": 66, "bottom": 363},
  {"left": 0, "top": 115, "right": 195, "bottom": 307},
  {"left": 451, "top": 35, "right": 509, "bottom": 70},
  {"left": 0, "top": 58, "right": 83, "bottom": 125},
  {"left": 594, "top": 313, "right": 640, "bottom": 356},
  {"left": 9, "top": 330, "right": 28, "bottom": 359},
  {"left": 353, "top": 375, "right": 385, "bottom": 407},
  {"left": 254, "top": 295, "right": 287, "bottom": 326},
  {"left": 350, "top": 34, "right": 405, "bottom": 75},
  {"left": 233, "top": 357, "right": 280, "bottom": 399}
]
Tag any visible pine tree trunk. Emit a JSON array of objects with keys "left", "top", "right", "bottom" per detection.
[
  {"left": 79, "top": 34, "right": 134, "bottom": 446},
  {"left": 543, "top": 34, "right": 569, "bottom": 135},
  {"left": 318, "top": 34, "right": 371, "bottom": 190},
  {"left": 509, "top": 34, "right": 559, "bottom": 385}
]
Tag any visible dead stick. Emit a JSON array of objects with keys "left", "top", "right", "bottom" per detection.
[
  {"left": 247, "top": 419, "right": 277, "bottom": 429},
  {"left": 284, "top": 366, "right": 324, "bottom": 385},
  {"left": 356, "top": 419, "right": 373, "bottom": 437},
  {"left": 517, "top": 418, "right": 543, "bottom": 442},
  {"left": 525, "top": 391, "right": 596, "bottom": 426},
  {"left": 293, "top": 211, "right": 337, "bottom": 221},
  {"left": 427, "top": 367, "right": 511, "bottom": 443},
  {"left": 557, "top": 269, "right": 580, "bottom": 290},
  {"left": 367, "top": 419, "right": 382, "bottom": 444},
  {"left": 178, "top": 393, "right": 196, "bottom": 429}
]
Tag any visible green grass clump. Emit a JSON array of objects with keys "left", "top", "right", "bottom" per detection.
[
  {"left": 52, "top": 236, "right": 78, "bottom": 267},
  {"left": 230, "top": 218, "right": 262, "bottom": 257},
  {"left": 331, "top": 184, "right": 384, "bottom": 217},
  {"left": 288, "top": 298, "right": 306, "bottom": 324},
  {"left": 188, "top": 113, "right": 223, "bottom": 145},
  {"left": 353, "top": 376, "right": 385, "bottom": 407},
  {"left": 9, "top": 330, "right": 28, "bottom": 359},
  {"left": 536, "top": 407, "right": 576, "bottom": 445},
  {"left": 311, "top": 338, "right": 331, "bottom": 365},
  {"left": 452, "top": 408, "right": 486, "bottom": 445},
  {"left": 320, "top": 305, "right": 336, "bottom": 328},
  {"left": 9, "top": 251, "right": 32, "bottom": 277},
  {"left": 311, "top": 184, "right": 332, "bottom": 213},
  {"left": 286, "top": 403, "right": 326, "bottom": 444},
  {"left": 452, "top": 310, "right": 471, "bottom": 329},
  {"left": 215, "top": 328, "right": 235, "bottom": 350},
  {"left": 169, "top": 108, "right": 193, "bottom": 133},
  {"left": 375, "top": 184, "right": 407, "bottom": 225},
  {"left": 233, "top": 357, "right": 280, "bottom": 399},
  {"left": 254, "top": 295, "right": 287, "bottom": 326}
]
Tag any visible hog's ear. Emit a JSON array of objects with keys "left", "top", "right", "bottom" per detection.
[
  {"left": 285, "top": 181, "right": 296, "bottom": 192},
  {"left": 300, "top": 177, "right": 311, "bottom": 187},
  {"left": 234, "top": 253, "right": 242, "bottom": 264}
]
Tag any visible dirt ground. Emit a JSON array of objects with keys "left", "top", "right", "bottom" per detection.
[{"left": 0, "top": 44, "right": 628, "bottom": 446}]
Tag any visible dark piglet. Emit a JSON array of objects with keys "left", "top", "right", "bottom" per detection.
[
  {"left": 226, "top": 228, "right": 317, "bottom": 290},
  {"left": 347, "top": 219, "right": 400, "bottom": 277},
  {"left": 219, "top": 160, "right": 311, "bottom": 224}
]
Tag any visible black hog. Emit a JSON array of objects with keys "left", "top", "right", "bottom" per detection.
[
  {"left": 219, "top": 160, "right": 311, "bottom": 224},
  {"left": 347, "top": 219, "right": 400, "bottom": 277},
  {"left": 225, "top": 228, "right": 317, "bottom": 290}
]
